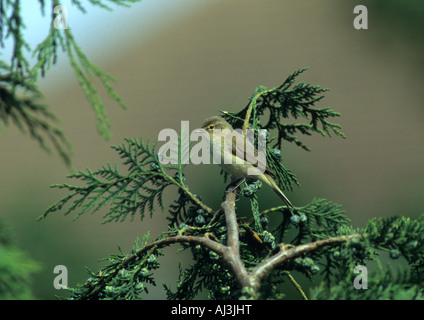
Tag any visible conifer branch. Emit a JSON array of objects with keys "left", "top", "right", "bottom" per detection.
[
  {"left": 41, "top": 68, "right": 424, "bottom": 300},
  {"left": 252, "top": 234, "right": 362, "bottom": 284},
  {"left": 220, "top": 182, "right": 252, "bottom": 292},
  {"left": 218, "top": 182, "right": 362, "bottom": 298},
  {"left": 1, "top": 0, "right": 141, "bottom": 166}
]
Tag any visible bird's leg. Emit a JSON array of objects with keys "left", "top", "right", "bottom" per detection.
[{"left": 226, "top": 177, "right": 246, "bottom": 194}]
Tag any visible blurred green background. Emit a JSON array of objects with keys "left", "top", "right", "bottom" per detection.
[{"left": 1, "top": 0, "right": 423, "bottom": 299}]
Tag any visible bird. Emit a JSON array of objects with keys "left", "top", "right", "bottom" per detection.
[{"left": 200, "top": 116, "right": 293, "bottom": 209}]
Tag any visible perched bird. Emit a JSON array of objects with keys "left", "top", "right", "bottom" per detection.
[{"left": 201, "top": 116, "right": 293, "bottom": 209}]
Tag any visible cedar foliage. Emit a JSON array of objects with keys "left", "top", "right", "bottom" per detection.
[
  {"left": 41, "top": 69, "right": 424, "bottom": 300},
  {"left": 1, "top": 0, "right": 134, "bottom": 166},
  {"left": 2, "top": 1, "right": 423, "bottom": 300}
]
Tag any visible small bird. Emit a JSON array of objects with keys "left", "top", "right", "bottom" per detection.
[{"left": 201, "top": 116, "right": 293, "bottom": 209}]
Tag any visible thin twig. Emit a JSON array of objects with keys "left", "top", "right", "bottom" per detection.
[
  {"left": 242, "top": 88, "right": 272, "bottom": 135},
  {"left": 260, "top": 205, "right": 287, "bottom": 216},
  {"left": 284, "top": 271, "right": 308, "bottom": 300}
]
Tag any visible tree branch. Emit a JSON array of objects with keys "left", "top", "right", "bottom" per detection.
[
  {"left": 87, "top": 234, "right": 226, "bottom": 298},
  {"left": 220, "top": 183, "right": 252, "bottom": 291},
  {"left": 127, "top": 235, "right": 226, "bottom": 264},
  {"left": 217, "top": 182, "right": 363, "bottom": 298},
  {"left": 88, "top": 183, "right": 362, "bottom": 299},
  {"left": 252, "top": 234, "right": 362, "bottom": 282}
]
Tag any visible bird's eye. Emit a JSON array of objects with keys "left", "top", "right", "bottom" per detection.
[{"left": 208, "top": 125, "right": 215, "bottom": 130}]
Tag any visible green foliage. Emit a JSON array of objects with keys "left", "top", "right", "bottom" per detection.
[
  {"left": 39, "top": 137, "right": 208, "bottom": 223},
  {"left": 0, "top": 61, "right": 73, "bottom": 166},
  {"left": 311, "top": 263, "right": 424, "bottom": 300},
  {"left": 0, "top": 220, "right": 40, "bottom": 300},
  {"left": 64, "top": 233, "right": 161, "bottom": 300},
  {"left": 0, "top": 0, "right": 139, "bottom": 165},
  {"left": 263, "top": 198, "right": 351, "bottom": 245},
  {"left": 43, "top": 69, "right": 424, "bottom": 300},
  {"left": 364, "top": 216, "right": 424, "bottom": 280},
  {"left": 222, "top": 67, "right": 345, "bottom": 152}
]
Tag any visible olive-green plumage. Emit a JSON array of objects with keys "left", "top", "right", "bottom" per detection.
[{"left": 201, "top": 116, "right": 293, "bottom": 208}]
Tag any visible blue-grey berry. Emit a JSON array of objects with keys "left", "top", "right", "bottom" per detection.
[
  {"left": 272, "top": 148, "right": 281, "bottom": 157},
  {"left": 243, "top": 186, "right": 254, "bottom": 197},
  {"left": 290, "top": 215, "right": 301, "bottom": 225},
  {"left": 310, "top": 265, "right": 320, "bottom": 274},
  {"left": 118, "top": 268, "right": 129, "bottom": 278},
  {"left": 195, "top": 215, "right": 205, "bottom": 225},
  {"left": 302, "top": 257, "right": 314, "bottom": 267}
]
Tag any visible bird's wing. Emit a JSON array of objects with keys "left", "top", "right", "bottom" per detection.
[{"left": 223, "top": 129, "right": 272, "bottom": 176}]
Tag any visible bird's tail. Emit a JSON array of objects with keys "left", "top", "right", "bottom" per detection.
[{"left": 263, "top": 174, "right": 294, "bottom": 209}]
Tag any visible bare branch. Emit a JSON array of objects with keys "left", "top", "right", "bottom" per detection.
[
  {"left": 252, "top": 234, "right": 362, "bottom": 281},
  {"left": 220, "top": 183, "right": 251, "bottom": 290}
]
